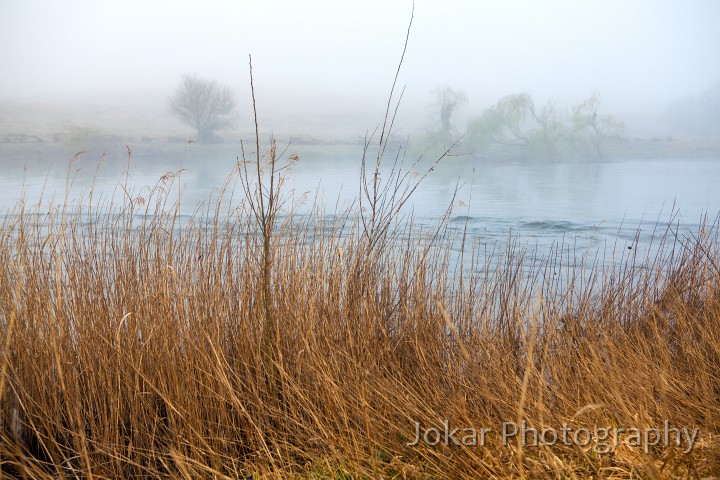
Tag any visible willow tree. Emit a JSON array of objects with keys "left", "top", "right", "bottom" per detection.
[
  {"left": 466, "top": 92, "right": 624, "bottom": 161},
  {"left": 168, "top": 75, "right": 237, "bottom": 143},
  {"left": 568, "top": 92, "right": 624, "bottom": 160}
]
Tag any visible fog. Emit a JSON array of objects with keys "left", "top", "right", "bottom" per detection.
[{"left": 2, "top": 0, "right": 719, "bottom": 137}]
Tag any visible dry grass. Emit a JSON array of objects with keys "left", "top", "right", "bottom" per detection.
[
  {"left": 2, "top": 57, "right": 720, "bottom": 480},
  {"left": 1, "top": 138, "right": 719, "bottom": 479}
]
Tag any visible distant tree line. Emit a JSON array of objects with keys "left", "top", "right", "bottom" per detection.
[
  {"left": 466, "top": 91, "right": 625, "bottom": 161},
  {"left": 666, "top": 82, "right": 720, "bottom": 137},
  {"left": 422, "top": 86, "right": 625, "bottom": 161}
]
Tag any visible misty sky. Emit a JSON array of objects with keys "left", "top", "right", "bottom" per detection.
[{"left": 1, "top": 0, "right": 719, "bottom": 132}]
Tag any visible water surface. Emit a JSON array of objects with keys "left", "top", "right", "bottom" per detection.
[{"left": 1, "top": 145, "right": 718, "bottom": 262}]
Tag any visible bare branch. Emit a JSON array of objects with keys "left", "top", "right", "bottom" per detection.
[{"left": 168, "top": 74, "right": 236, "bottom": 143}]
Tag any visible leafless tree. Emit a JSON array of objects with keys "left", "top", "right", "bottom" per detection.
[
  {"left": 435, "top": 85, "right": 468, "bottom": 133},
  {"left": 168, "top": 75, "right": 236, "bottom": 143}
]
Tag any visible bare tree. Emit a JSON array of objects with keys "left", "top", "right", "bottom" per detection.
[
  {"left": 435, "top": 84, "right": 468, "bottom": 133},
  {"left": 168, "top": 75, "right": 236, "bottom": 143}
]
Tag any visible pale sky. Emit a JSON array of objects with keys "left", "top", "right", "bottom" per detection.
[{"left": 1, "top": 0, "right": 719, "bottom": 132}]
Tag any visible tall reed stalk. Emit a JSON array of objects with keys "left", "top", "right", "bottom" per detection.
[{"left": 1, "top": 13, "right": 720, "bottom": 479}]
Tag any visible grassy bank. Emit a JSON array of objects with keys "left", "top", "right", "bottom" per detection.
[
  {"left": 2, "top": 123, "right": 719, "bottom": 168},
  {"left": 0, "top": 137, "right": 719, "bottom": 479}
]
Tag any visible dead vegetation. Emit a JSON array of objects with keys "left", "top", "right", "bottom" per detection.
[
  {"left": 1, "top": 36, "right": 720, "bottom": 480},
  {"left": 2, "top": 131, "right": 720, "bottom": 479}
]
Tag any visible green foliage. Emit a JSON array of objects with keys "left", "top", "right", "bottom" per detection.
[
  {"left": 466, "top": 92, "right": 624, "bottom": 161},
  {"left": 568, "top": 92, "right": 624, "bottom": 160},
  {"left": 466, "top": 94, "right": 534, "bottom": 150}
]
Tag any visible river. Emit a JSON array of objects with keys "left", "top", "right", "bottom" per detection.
[{"left": 1, "top": 145, "right": 718, "bottom": 266}]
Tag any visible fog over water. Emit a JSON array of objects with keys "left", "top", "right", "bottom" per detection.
[
  {"left": 0, "top": 0, "right": 719, "bottom": 264},
  {"left": 2, "top": 1, "right": 719, "bottom": 134}
]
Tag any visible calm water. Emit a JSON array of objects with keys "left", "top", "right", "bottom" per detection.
[{"left": 1, "top": 146, "right": 718, "bottom": 263}]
